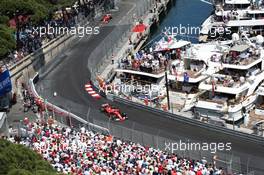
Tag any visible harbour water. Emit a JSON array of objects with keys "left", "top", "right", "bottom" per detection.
[{"left": 149, "top": 0, "right": 213, "bottom": 43}]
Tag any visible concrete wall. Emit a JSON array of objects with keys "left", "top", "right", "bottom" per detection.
[{"left": 9, "top": 34, "right": 75, "bottom": 94}]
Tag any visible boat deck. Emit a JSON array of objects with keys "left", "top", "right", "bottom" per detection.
[
  {"left": 171, "top": 103, "right": 183, "bottom": 111},
  {"left": 242, "top": 110, "right": 264, "bottom": 129},
  {"left": 223, "top": 55, "right": 260, "bottom": 66},
  {"left": 176, "top": 70, "right": 201, "bottom": 79}
]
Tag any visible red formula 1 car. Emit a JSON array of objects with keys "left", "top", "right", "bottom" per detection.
[
  {"left": 101, "top": 14, "right": 112, "bottom": 24},
  {"left": 100, "top": 103, "right": 128, "bottom": 121}
]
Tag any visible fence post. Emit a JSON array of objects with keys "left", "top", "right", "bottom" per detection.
[{"left": 86, "top": 107, "right": 91, "bottom": 131}]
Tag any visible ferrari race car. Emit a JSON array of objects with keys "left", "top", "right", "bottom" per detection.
[
  {"left": 101, "top": 14, "right": 112, "bottom": 24},
  {"left": 100, "top": 103, "right": 128, "bottom": 121}
]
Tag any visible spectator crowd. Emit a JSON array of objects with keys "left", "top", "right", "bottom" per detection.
[
  {"left": 6, "top": 118, "right": 227, "bottom": 175},
  {"left": 6, "top": 0, "right": 108, "bottom": 67},
  {"left": 120, "top": 49, "right": 170, "bottom": 74}
]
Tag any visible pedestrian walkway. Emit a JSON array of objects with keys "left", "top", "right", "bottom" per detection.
[{"left": 3, "top": 97, "right": 38, "bottom": 138}]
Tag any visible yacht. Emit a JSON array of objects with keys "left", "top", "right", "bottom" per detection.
[
  {"left": 199, "top": 0, "right": 264, "bottom": 42},
  {"left": 113, "top": 36, "right": 191, "bottom": 101},
  {"left": 195, "top": 35, "right": 264, "bottom": 123},
  {"left": 167, "top": 43, "right": 229, "bottom": 111},
  {"left": 216, "top": 0, "right": 252, "bottom": 10}
]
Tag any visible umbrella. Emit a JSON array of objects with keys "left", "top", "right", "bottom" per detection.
[
  {"left": 8, "top": 15, "right": 30, "bottom": 29},
  {"left": 8, "top": 19, "right": 16, "bottom": 29},
  {"left": 132, "top": 23, "right": 147, "bottom": 33}
]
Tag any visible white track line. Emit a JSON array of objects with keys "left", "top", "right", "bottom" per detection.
[
  {"left": 85, "top": 88, "right": 93, "bottom": 91},
  {"left": 88, "top": 91, "right": 97, "bottom": 94}
]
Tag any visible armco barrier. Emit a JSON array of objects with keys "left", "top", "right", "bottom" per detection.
[
  {"left": 112, "top": 95, "right": 264, "bottom": 145},
  {"left": 29, "top": 73, "right": 110, "bottom": 135}
]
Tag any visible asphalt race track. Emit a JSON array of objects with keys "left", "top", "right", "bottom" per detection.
[{"left": 36, "top": 1, "right": 264, "bottom": 174}]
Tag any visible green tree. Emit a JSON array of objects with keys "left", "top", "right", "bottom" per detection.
[
  {"left": 0, "top": 15, "right": 9, "bottom": 24},
  {"left": 0, "top": 0, "right": 76, "bottom": 59},
  {"left": 0, "top": 25, "right": 15, "bottom": 58},
  {"left": 0, "top": 139, "right": 58, "bottom": 175},
  {"left": 7, "top": 169, "right": 33, "bottom": 175}
]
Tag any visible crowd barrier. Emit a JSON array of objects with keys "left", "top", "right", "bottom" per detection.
[{"left": 29, "top": 73, "right": 110, "bottom": 135}]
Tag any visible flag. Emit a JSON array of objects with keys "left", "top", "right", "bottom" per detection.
[
  {"left": 0, "top": 69, "right": 12, "bottom": 96},
  {"left": 183, "top": 72, "right": 189, "bottom": 82}
]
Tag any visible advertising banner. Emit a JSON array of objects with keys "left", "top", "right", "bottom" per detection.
[{"left": 0, "top": 70, "right": 12, "bottom": 97}]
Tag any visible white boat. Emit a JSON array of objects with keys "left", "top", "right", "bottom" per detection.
[
  {"left": 117, "top": 36, "right": 191, "bottom": 76},
  {"left": 200, "top": 0, "right": 264, "bottom": 42},
  {"left": 195, "top": 35, "right": 264, "bottom": 122},
  {"left": 114, "top": 36, "right": 191, "bottom": 99},
  {"left": 218, "top": 0, "right": 252, "bottom": 10},
  {"left": 167, "top": 43, "right": 229, "bottom": 111}
]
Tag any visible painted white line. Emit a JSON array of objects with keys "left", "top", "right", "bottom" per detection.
[
  {"left": 85, "top": 88, "right": 93, "bottom": 91},
  {"left": 92, "top": 94, "right": 100, "bottom": 97},
  {"left": 88, "top": 91, "right": 96, "bottom": 94}
]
